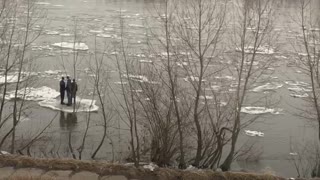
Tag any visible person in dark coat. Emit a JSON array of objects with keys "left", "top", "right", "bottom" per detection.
[
  {"left": 71, "top": 79, "right": 78, "bottom": 104},
  {"left": 66, "top": 76, "right": 72, "bottom": 106},
  {"left": 59, "top": 77, "right": 65, "bottom": 104}
]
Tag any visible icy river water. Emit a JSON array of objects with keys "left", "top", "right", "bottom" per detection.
[{"left": 7, "top": 0, "right": 320, "bottom": 177}]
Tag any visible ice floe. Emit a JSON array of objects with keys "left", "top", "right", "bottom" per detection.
[
  {"left": 0, "top": 73, "right": 29, "bottom": 85},
  {"left": 139, "top": 60, "right": 153, "bottom": 63},
  {"left": 241, "top": 106, "right": 282, "bottom": 115},
  {"left": 96, "top": 34, "right": 112, "bottom": 38},
  {"left": 245, "top": 130, "right": 264, "bottom": 137},
  {"left": 236, "top": 46, "right": 275, "bottom": 55},
  {"left": 39, "top": 98, "right": 99, "bottom": 113},
  {"left": 128, "top": 24, "right": 144, "bottom": 28},
  {"left": 59, "top": 33, "right": 72, "bottom": 37},
  {"left": 289, "top": 152, "right": 298, "bottom": 156},
  {"left": 89, "top": 30, "right": 103, "bottom": 34},
  {"left": 290, "top": 93, "right": 308, "bottom": 98},
  {"left": 183, "top": 76, "right": 207, "bottom": 82},
  {"left": 251, "top": 82, "right": 283, "bottom": 92},
  {"left": 6, "top": 86, "right": 99, "bottom": 112},
  {"left": 284, "top": 81, "right": 309, "bottom": 87},
  {"left": 122, "top": 74, "right": 159, "bottom": 84},
  {"left": 51, "top": 42, "right": 89, "bottom": 51},
  {"left": 35, "top": 2, "right": 50, "bottom": 5},
  {"left": 46, "top": 31, "right": 59, "bottom": 35},
  {"left": 6, "top": 86, "right": 60, "bottom": 101}
]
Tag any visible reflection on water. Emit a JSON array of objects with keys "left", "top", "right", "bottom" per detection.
[{"left": 59, "top": 111, "right": 77, "bottom": 131}]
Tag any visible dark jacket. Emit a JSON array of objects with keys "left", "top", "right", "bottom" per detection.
[
  {"left": 66, "top": 79, "right": 71, "bottom": 92},
  {"left": 59, "top": 80, "right": 65, "bottom": 92},
  {"left": 71, "top": 82, "right": 78, "bottom": 96}
]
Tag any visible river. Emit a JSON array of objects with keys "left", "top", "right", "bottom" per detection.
[{"left": 5, "top": 0, "right": 320, "bottom": 177}]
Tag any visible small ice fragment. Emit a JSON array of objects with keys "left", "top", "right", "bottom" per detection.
[
  {"left": 245, "top": 130, "right": 264, "bottom": 137},
  {"left": 89, "top": 30, "right": 103, "bottom": 34},
  {"left": 289, "top": 152, "right": 298, "bottom": 156}
]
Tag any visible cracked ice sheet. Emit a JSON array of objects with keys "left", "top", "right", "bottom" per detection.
[{"left": 39, "top": 98, "right": 99, "bottom": 113}]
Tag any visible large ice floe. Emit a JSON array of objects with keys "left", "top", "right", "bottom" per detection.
[
  {"left": 0, "top": 73, "right": 29, "bottom": 85},
  {"left": 6, "top": 86, "right": 60, "bottom": 101},
  {"left": 251, "top": 82, "right": 283, "bottom": 92},
  {"left": 6, "top": 86, "right": 99, "bottom": 113},
  {"left": 245, "top": 130, "right": 264, "bottom": 137},
  {"left": 51, "top": 42, "right": 89, "bottom": 51},
  {"left": 241, "top": 106, "right": 282, "bottom": 115}
]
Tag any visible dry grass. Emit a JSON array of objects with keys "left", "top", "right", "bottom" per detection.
[
  {"left": 8, "top": 175, "right": 53, "bottom": 180},
  {"left": 0, "top": 155, "right": 286, "bottom": 180}
]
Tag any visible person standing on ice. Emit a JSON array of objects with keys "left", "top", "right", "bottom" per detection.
[
  {"left": 71, "top": 79, "right": 78, "bottom": 104},
  {"left": 59, "top": 77, "right": 66, "bottom": 104},
  {"left": 66, "top": 76, "right": 72, "bottom": 106}
]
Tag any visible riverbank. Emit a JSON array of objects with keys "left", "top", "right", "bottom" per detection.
[{"left": 0, "top": 154, "right": 289, "bottom": 180}]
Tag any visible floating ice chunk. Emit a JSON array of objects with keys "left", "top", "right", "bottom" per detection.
[
  {"left": 44, "top": 70, "right": 61, "bottom": 75},
  {"left": 89, "top": 30, "right": 103, "bottom": 34},
  {"left": 241, "top": 107, "right": 282, "bottom": 115},
  {"left": 139, "top": 60, "right": 153, "bottom": 63},
  {"left": 6, "top": 86, "right": 60, "bottom": 101},
  {"left": 0, "top": 73, "right": 28, "bottom": 85},
  {"left": 143, "top": 163, "right": 158, "bottom": 171},
  {"left": 52, "top": 4, "right": 64, "bottom": 7},
  {"left": 289, "top": 152, "right": 298, "bottom": 156},
  {"left": 104, "top": 27, "right": 114, "bottom": 31},
  {"left": 39, "top": 98, "right": 99, "bottom": 113},
  {"left": 114, "top": 81, "right": 128, "bottom": 85},
  {"left": 252, "top": 82, "right": 283, "bottom": 92},
  {"left": 176, "top": 62, "right": 188, "bottom": 67},
  {"left": 205, "top": 85, "right": 221, "bottom": 91},
  {"left": 285, "top": 81, "right": 310, "bottom": 87},
  {"left": 236, "top": 46, "right": 275, "bottom": 55},
  {"left": 46, "top": 31, "right": 59, "bottom": 35},
  {"left": 96, "top": 34, "right": 112, "bottom": 38},
  {"left": 298, "top": 53, "right": 308, "bottom": 57},
  {"left": 199, "top": 95, "right": 213, "bottom": 100},
  {"left": 35, "top": 2, "right": 51, "bottom": 5},
  {"left": 290, "top": 93, "right": 308, "bottom": 98},
  {"left": 183, "top": 76, "right": 206, "bottom": 82},
  {"left": 51, "top": 42, "right": 89, "bottom": 51},
  {"left": 31, "top": 45, "right": 53, "bottom": 51},
  {"left": 288, "top": 86, "right": 311, "bottom": 93},
  {"left": 214, "top": 76, "right": 235, "bottom": 80},
  {"left": 60, "top": 33, "right": 72, "bottom": 37},
  {"left": 128, "top": 24, "right": 144, "bottom": 28},
  {"left": 123, "top": 74, "right": 148, "bottom": 82},
  {"left": 245, "top": 130, "right": 264, "bottom": 137}
]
